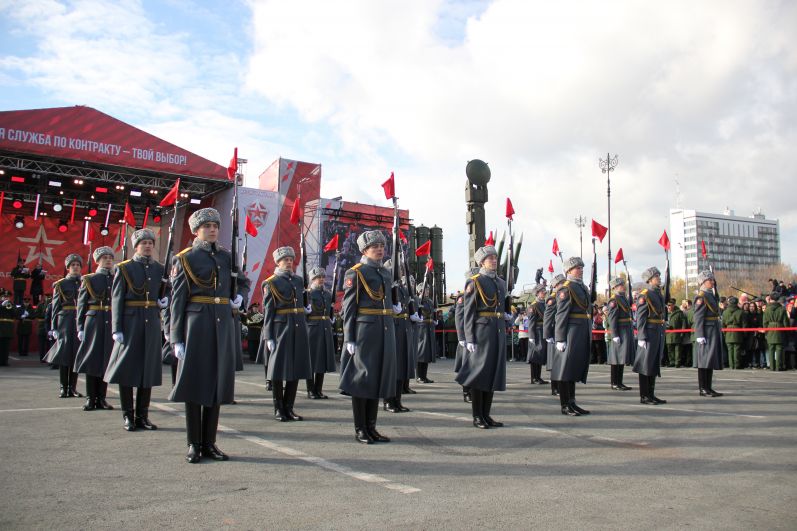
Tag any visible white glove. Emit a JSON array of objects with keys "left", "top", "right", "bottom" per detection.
[
  {"left": 157, "top": 297, "right": 169, "bottom": 309},
  {"left": 304, "top": 305, "right": 312, "bottom": 314},
  {"left": 433, "top": 320, "right": 438, "bottom": 326},
  {"left": 696, "top": 337, "right": 706, "bottom": 345},
  {"left": 51, "top": 330, "right": 58, "bottom": 340},
  {"left": 164, "top": 332, "right": 169, "bottom": 341},
  {"left": 230, "top": 294, "right": 243, "bottom": 308},
  {"left": 77, "top": 330, "right": 84, "bottom": 342},
  {"left": 466, "top": 342, "right": 476, "bottom": 353},
  {"left": 545, "top": 338, "right": 554, "bottom": 344},
  {"left": 409, "top": 314, "right": 423, "bottom": 323},
  {"left": 504, "top": 312, "right": 513, "bottom": 321},
  {"left": 21, "top": 311, "right": 29, "bottom": 319},
  {"left": 458, "top": 340, "right": 465, "bottom": 347},
  {"left": 637, "top": 340, "right": 647, "bottom": 349},
  {"left": 266, "top": 339, "right": 275, "bottom": 352},
  {"left": 346, "top": 342, "right": 356, "bottom": 355},
  {"left": 556, "top": 341, "right": 566, "bottom": 352},
  {"left": 392, "top": 303, "right": 402, "bottom": 314},
  {"left": 112, "top": 332, "right": 124, "bottom": 344},
  {"left": 330, "top": 316, "right": 336, "bottom": 324},
  {"left": 47, "top": 330, "right": 54, "bottom": 340},
  {"left": 174, "top": 342, "right": 186, "bottom": 360},
  {"left": 612, "top": 337, "right": 620, "bottom": 344}
]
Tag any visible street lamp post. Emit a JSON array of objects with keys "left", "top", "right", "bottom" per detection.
[
  {"left": 599, "top": 153, "right": 619, "bottom": 288},
  {"left": 574, "top": 215, "right": 586, "bottom": 259}
]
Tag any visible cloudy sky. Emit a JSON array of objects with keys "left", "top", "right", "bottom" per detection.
[{"left": 1, "top": 0, "right": 795, "bottom": 291}]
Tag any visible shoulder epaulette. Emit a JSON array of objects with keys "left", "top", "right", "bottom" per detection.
[
  {"left": 83, "top": 273, "right": 95, "bottom": 281},
  {"left": 350, "top": 263, "right": 363, "bottom": 271},
  {"left": 264, "top": 274, "right": 276, "bottom": 283},
  {"left": 176, "top": 247, "right": 191, "bottom": 257},
  {"left": 470, "top": 274, "right": 480, "bottom": 280},
  {"left": 641, "top": 288, "right": 649, "bottom": 295},
  {"left": 563, "top": 280, "right": 571, "bottom": 286},
  {"left": 52, "top": 279, "right": 63, "bottom": 286}
]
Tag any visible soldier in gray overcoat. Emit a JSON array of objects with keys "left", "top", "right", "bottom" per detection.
[
  {"left": 457, "top": 245, "right": 508, "bottom": 429},
  {"left": 105, "top": 229, "right": 166, "bottom": 431},
  {"left": 169, "top": 208, "right": 241, "bottom": 463},
  {"left": 694, "top": 270, "right": 724, "bottom": 397},
  {"left": 552, "top": 257, "right": 592, "bottom": 416},
  {"left": 526, "top": 284, "right": 549, "bottom": 385},
  {"left": 633, "top": 267, "right": 667, "bottom": 405},
  {"left": 543, "top": 274, "right": 565, "bottom": 397},
  {"left": 414, "top": 284, "right": 436, "bottom": 383},
  {"left": 74, "top": 246, "right": 115, "bottom": 411},
  {"left": 261, "top": 246, "right": 312, "bottom": 421},
  {"left": 306, "top": 266, "right": 336, "bottom": 400},
  {"left": 403, "top": 277, "right": 421, "bottom": 394},
  {"left": 45, "top": 254, "right": 83, "bottom": 398},
  {"left": 382, "top": 259, "right": 413, "bottom": 413},
  {"left": 340, "top": 230, "right": 399, "bottom": 444},
  {"left": 606, "top": 277, "right": 633, "bottom": 391}
]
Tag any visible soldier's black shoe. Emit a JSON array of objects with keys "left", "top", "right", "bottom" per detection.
[
  {"left": 699, "top": 389, "right": 711, "bottom": 397},
  {"left": 82, "top": 398, "right": 96, "bottom": 411},
  {"left": 96, "top": 398, "right": 114, "bottom": 410},
  {"left": 286, "top": 409, "right": 303, "bottom": 421},
  {"left": 355, "top": 428, "right": 373, "bottom": 444},
  {"left": 416, "top": 377, "right": 434, "bottom": 384},
  {"left": 123, "top": 414, "right": 137, "bottom": 431},
  {"left": 552, "top": 388, "right": 559, "bottom": 396},
  {"left": 403, "top": 385, "right": 417, "bottom": 394},
  {"left": 316, "top": 392, "right": 329, "bottom": 399},
  {"left": 339, "top": 390, "right": 351, "bottom": 396},
  {"left": 201, "top": 443, "right": 229, "bottom": 461},
  {"left": 367, "top": 425, "right": 391, "bottom": 442},
  {"left": 266, "top": 381, "right": 272, "bottom": 391},
  {"left": 538, "top": 378, "right": 548, "bottom": 385},
  {"left": 561, "top": 405, "right": 580, "bottom": 416},
  {"left": 611, "top": 384, "right": 622, "bottom": 390},
  {"left": 708, "top": 389, "right": 723, "bottom": 397},
  {"left": 274, "top": 409, "right": 289, "bottom": 422},
  {"left": 397, "top": 401, "right": 410, "bottom": 413},
  {"left": 472, "top": 416, "right": 490, "bottom": 428},
  {"left": 570, "top": 403, "right": 590, "bottom": 415},
  {"left": 463, "top": 392, "right": 471, "bottom": 403},
  {"left": 186, "top": 444, "right": 201, "bottom": 463},
  {"left": 59, "top": 386, "right": 67, "bottom": 398},
  {"left": 307, "top": 391, "right": 320, "bottom": 399},
  {"left": 650, "top": 395, "right": 667, "bottom": 404},
  {"left": 640, "top": 396, "right": 657, "bottom": 405},
  {"left": 383, "top": 401, "right": 401, "bottom": 413},
  {"left": 485, "top": 416, "right": 504, "bottom": 427},
  {"left": 619, "top": 384, "right": 632, "bottom": 391},
  {"left": 135, "top": 416, "right": 158, "bottom": 430},
  {"left": 67, "top": 387, "right": 83, "bottom": 398}
]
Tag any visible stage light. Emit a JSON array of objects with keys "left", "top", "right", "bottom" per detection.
[
  {"left": 49, "top": 180, "right": 62, "bottom": 187},
  {"left": 11, "top": 176, "right": 25, "bottom": 183},
  {"left": 115, "top": 185, "right": 125, "bottom": 190},
  {"left": 12, "top": 199, "right": 22, "bottom": 209},
  {"left": 130, "top": 190, "right": 142, "bottom": 197},
  {"left": 14, "top": 216, "right": 24, "bottom": 229},
  {"left": 88, "top": 208, "right": 98, "bottom": 216},
  {"left": 0, "top": 169, "right": 5, "bottom": 175},
  {"left": 179, "top": 193, "right": 188, "bottom": 198},
  {"left": 53, "top": 202, "right": 63, "bottom": 212},
  {"left": 95, "top": 187, "right": 108, "bottom": 193},
  {"left": 58, "top": 220, "right": 68, "bottom": 233},
  {"left": 73, "top": 179, "right": 84, "bottom": 185},
  {"left": 100, "top": 226, "right": 109, "bottom": 236},
  {"left": 152, "top": 214, "right": 162, "bottom": 224},
  {"left": 189, "top": 198, "right": 201, "bottom": 205},
  {"left": 59, "top": 191, "right": 64, "bottom": 195}
]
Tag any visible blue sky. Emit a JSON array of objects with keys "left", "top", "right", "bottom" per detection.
[{"left": 2, "top": 0, "right": 795, "bottom": 290}]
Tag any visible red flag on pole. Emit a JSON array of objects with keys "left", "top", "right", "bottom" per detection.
[
  {"left": 552, "top": 238, "right": 560, "bottom": 256},
  {"left": 505, "top": 198, "right": 515, "bottom": 220},
  {"left": 614, "top": 248, "right": 624, "bottom": 264},
  {"left": 245, "top": 215, "right": 258, "bottom": 237},
  {"left": 226, "top": 148, "right": 238, "bottom": 181},
  {"left": 142, "top": 206, "right": 150, "bottom": 228},
  {"left": 658, "top": 230, "right": 670, "bottom": 251},
  {"left": 381, "top": 172, "right": 395, "bottom": 200},
  {"left": 548, "top": 260, "right": 554, "bottom": 273},
  {"left": 159, "top": 178, "right": 180, "bottom": 207},
  {"left": 398, "top": 230, "right": 408, "bottom": 244},
  {"left": 485, "top": 230, "right": 495, "bottom": 246},
  {"left": 415, "top": 240, "right": 431, "bottom": 256},
  {"left": 289, "top": 199, "right": 301, "bottom": 225},
  {"left": 114, "top": 225, "right": 125, "bottom": 251},
  {"left": 323, "top": 233, "right": 339, "bottom": 252},
  {"left": 123, "top": 201, "right": 136, "bottom": 226},
  {"left": 426, "top": 256, "right": 434, "bottom": 271},
  {"left": 70, "top": 198, "right": 77, "bottom": 223},
  {"left": 700, "top": 240, "right": 707, "bottom": 258},
  {"left": 591, "top": 219, "right": 608, "bottom": 242},
  {"left": 0, "top": 191, "right": 4, "bottom": 218}
]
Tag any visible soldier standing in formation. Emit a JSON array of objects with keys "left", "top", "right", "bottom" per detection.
[
  {"left": 666, "top": 298, "right": 687, "bottom": 367},
  {"left": 15, "top": 298, "right": 33, "bottom": 357},
  {"left": 762, "top": 291, "right": 789, "bottom": 371},
  {"left": 244, "top": 302, "right": 263, "bottom": 362},
  {"left": 36, "top": 295, "right": 52, "bottom": 363},
  {"left": 693, "top": 270, "right": 724, "bottom": 396},
  {"left": 306, "top": 267, "right": 336, "bottom": 400},
  {"left": 45, "top": 254, "right": 83, "bottom": 397},
  {"left": 0, "top": 295, "right": 14, "bottom": 366},
  {"left": 633, "top": 267, "right": 667, "bottom": 405},
  {"left": 414, "top": 283, "right": 436, "bottom": 383},
  {"left": 74, "top": 246, "right": 115, "bottom": 411},
  {"left": 606, "top": 277, "right": 633, "bottom": 391},
  {"left": 454, "top": 268, "right": 479, "bottom": 403},
  {"left": 457, "top": 245, "right": 507, "bottom": 429},
  {"left": 10, "top": 257, "right": 30, "bottom": 306},
  {"left": 722, "top": 296, "right": 744, "bottom": 370},
  {"left": 383, "top": 259, "right": 412, "bottom": 413},
  {"left": 30, "top": 263, "right": 46, "bottom": 305},
  {"left": 261, "top": 246, "right": 312, "bottom": 421},
  {"left": 552, "top": 257, "right": 592, "bottom": 416},
  {"left": 543, "top": 274, "right": 566, "bottom": 397},
  {"left": 526, "top": 284, "right": 548, "bottom": 385},
  {"left": 105, "top": 229, "right": 166, "bottom": 431},
  {"left": 169, "top": 208, "right": 241, "bottom": 463},
  {"left": 340, "top": 231, "right": 398, "bottom": 443}
]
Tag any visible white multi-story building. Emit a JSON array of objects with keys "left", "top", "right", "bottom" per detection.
[{"left": 669, "top": 208, "right": 781, "bottom": 286}]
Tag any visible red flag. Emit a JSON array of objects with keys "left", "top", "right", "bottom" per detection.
[
  {"left": 381, "top": 172, "right": 395, "bottom": 200},
  {"left": 415, "top": 240, "right": 431, "bottom": 256},
  {"left": 485, "top": 231, "right": 495, "bottom": 246},
  {"left": 289, "top": 199, "right": 301, "bottom": 225},
  {"left": 115, "top": 225, "right": 125, "bottom": 251},
  {"left": 658, "top": 230, "right": 670, "bottom": 251},
  {"left": 614, "top": 248, "right": 624, "bottom": 264},
  {"left": 548, "top": 260, "right": 554, "bottom": 273},
  {"left": 398, "top": 230, "right": 407, "bottom": 244},
  {"left": 159, "top": 178, "right": 180, "bottom": 207},
  {"left": 426, "top": 257, "right": 434, "bottom": 271},
  {"left": 700, "top": 240, "right": 707, "bottom": 258},
  {"left": 227, "top": 147, "right": 238, "bottom": 181},
  {"left": 505, "top": 198, "right": 515, "bottom": 220},
  {"left": 0, "top": 191, "right": 4, "bottom": 218},
  {"left": 591, "top": 219, "right": 608, "bottom": 242},
  {"left": 323, "top": 233, "right": 339, "bottom": 252},
  {"left": 552, "top": 238, "right": 560, "bottom": 256},
  {"left": 123, "top": 201, "right": 136, "bottom": 226},
  {"left": 245, "top": 215, "right": 258, "bottom": 237},
  {"left": 142, "top": 206, "right": 150, "bottom": 228}
]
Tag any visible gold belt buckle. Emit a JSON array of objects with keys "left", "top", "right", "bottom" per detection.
[{"left": 214, "top": 297, "right": 220, "bottom": 304}]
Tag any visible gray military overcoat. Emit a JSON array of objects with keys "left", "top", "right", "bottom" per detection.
[
  {"left": 693, "top": 289, "right": 723, "bottom": 370},
  {"left": 307, "top": 286, "right": 336, "bottom": 374},
  {"left": 633, "top": 286, "right": 664, "bottom": 377},
  {"left": 73, "top": 271, "right": 113, "bottom": 377},
  {"left": 45, "top": 276, "right": 81, "bottom": 367},
  {"left": 552, "top": 280, "right": 592, "bottom": 384},
  {"left": 606, "top": 293, "right": 635, "bottom": 365},
  {"left": 259, "top": 271, "right": 312, "bottom": 381},
  {"left": 527, "top": 300, "right": 547, "bottom": 364}
]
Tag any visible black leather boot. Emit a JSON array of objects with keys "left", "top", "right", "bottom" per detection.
[
  {"left": 530, "top": 364, "right": 538, "bottom": 384},
  {"left": 471, "top": 389, "right": 489, "bottom": 428},
  {"left": 135, "top": 387, "right": 158, "bottom": 430},
  {"left": 535, "top": 364, "right": 548, "bottom": 384},
  {"left": 698, "top": 368, "right": 708, "bottom": 395},
  {"left": 59, "top": 366, "right": 69, "bottom": 398},
  {"left": 306, "top": 378, "right": 317, "bottom": 399},
  {"left": 706, "top": 369, "right": 723, "bottom": 396},
  {"left": 649, "top": 376, "right": 667, "bottom": 404},
  {"left": 352, "top": 397, "right": 372, "bottom": 444},
  {"left": 68, "top": 371, "right": 82, "bottom": 397},
  {"left": 559, "top": 381, "right": 579, "bottom": 416},
  {"left": 272, "top": 381, "right": 288, "bottom": 422},
  {"left": 639, "top": 375, "right": 655, "bottom": 404},
  {"left": 551, "top": 380, "right": 559, "bottom": 396},
  {"left": 396, "top": 385, "right": 410, "bottom": 412},
  {"left": 284, "top": 380, "right": 303, "bottom": 421},
  {"left": 403, "top": 379, "right": 416, "bottom": 394},
  {"left": 119, "top": 385, "right": 136, "bottom": 430},
  {"left": 610, "top": 365, "right": 619, "bottom": 390},
  {"left": 96, "top": 380, "right": 114, "bottom": 409},
  {"left": 314, "top": 373, "right": 328, "bottom": 399},
  {"left": 383, "top": 397, "right": 401, "bottom": 413},
  {"left": 365, "top": 399, "right": 390, "bottom": 442},
  {"left": 201, "top": 405, "right": 228, "bottom": 461},
  {"left": 82, "top": 376, "right": 96, "bottom": 411},
  {"left": 483, "top": 391, "right": 503, "bottom": 427},
  {"left": 185, "top": 402, "right": 202, "bottom": 463},
  {"left": 463, "top": 386, "right": 472, "bottom": 402},
  {"left": 618, "top": 366, "right": 631, "bottom": 390}
]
